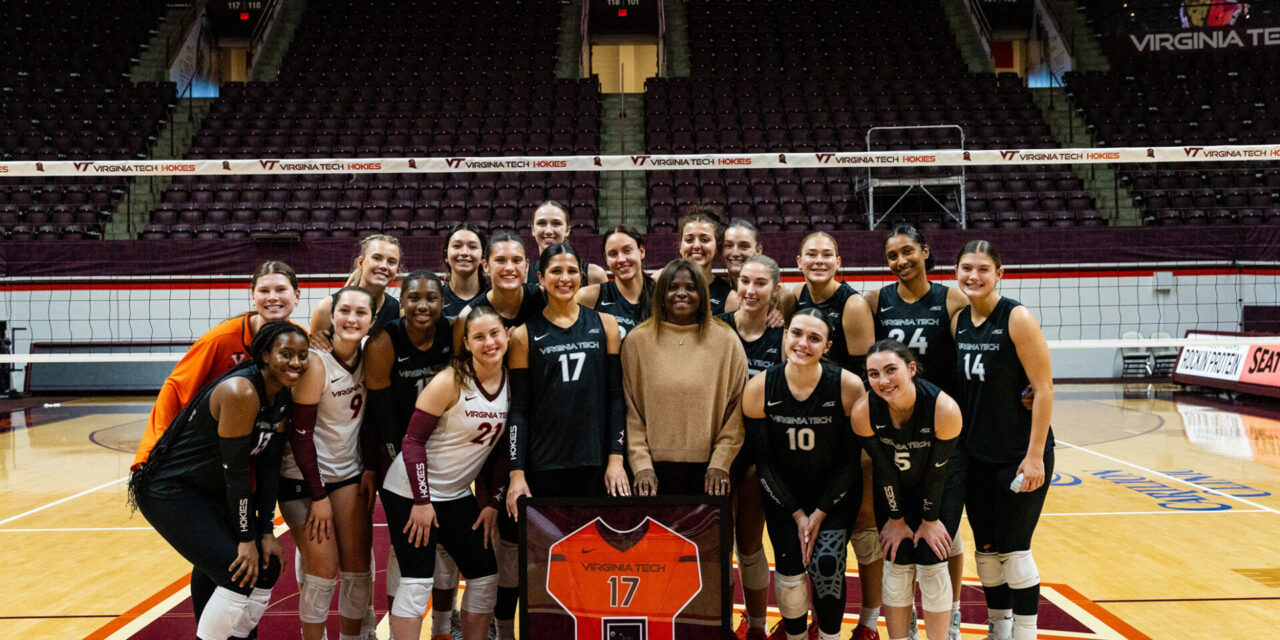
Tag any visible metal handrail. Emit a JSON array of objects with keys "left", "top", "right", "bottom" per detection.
[
  {"left": 162, "top": 0, "right": 208, "bottom": 65},
  {"left": 961, "top": 0, "right": 993, "bottom": 56}
]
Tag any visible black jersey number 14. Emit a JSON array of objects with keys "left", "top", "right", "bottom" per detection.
[{"left": 962, "top": 353, "right": 986, "bottom": 381}]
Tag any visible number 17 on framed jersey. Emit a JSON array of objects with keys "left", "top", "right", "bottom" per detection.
[{"left": 547, "top": 518, "right": 702, "bottom": 640}]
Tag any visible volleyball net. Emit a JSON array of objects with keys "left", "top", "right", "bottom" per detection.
[{"left": 1, "top": 144, "right": 1278, "bottom": 392}]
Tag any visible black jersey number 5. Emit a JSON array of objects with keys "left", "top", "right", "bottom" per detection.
[
  {"left": 888, "top": 327, "right": 928, "bottom": 353},
  {"left": 558, "top": 352, "right": 585, "bottom": 381}
]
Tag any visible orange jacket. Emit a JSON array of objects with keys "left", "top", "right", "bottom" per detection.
[{"left": 132, "top": 314, "right": 260, "bottom": 471}]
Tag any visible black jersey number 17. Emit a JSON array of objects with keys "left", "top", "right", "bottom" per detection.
[{"left": 558, "top": 352, "right": 585, "bottom": 381}]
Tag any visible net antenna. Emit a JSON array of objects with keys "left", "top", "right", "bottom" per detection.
[{"left": 865, "top": 124, "right": 967, "bottom": 230}]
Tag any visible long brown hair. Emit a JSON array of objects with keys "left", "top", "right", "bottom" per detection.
[{"left": 449, "top": 305, "right": 505, "bottom": 388}]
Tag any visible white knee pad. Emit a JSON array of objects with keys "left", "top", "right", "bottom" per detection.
[
  {"left": 391, "top": 577, "right": 434, "bottom": 619},
  {"left": 773, "top": 572, "right": 809, "bottom": 620},
  {"left": 851, "top": 528, "right": 884, "bottom": 564},
  {"left": 736, "top": 547, "right": 771, "bottom": 591},
  {"left": 881, "top": 562, "right": 917, "bottom": 608},
  {"left": 496, "top": 538, "right": 520, "bottom": 589},
  {"left": 461, "top": 574, "right": 499, "bottom": 614},
  {"left": 948, "top": 534, "right": 964, "bottom": 558},
  {"left": 974, "top": 551, "right": 1004, "bottom": 588},
  {"left": 232, "top": 587, "right": 273, "bottom": 637},
  {"left": 196, "top": 587, "right": 250, "bottom": 640},
  {"left": 294, "top": 547, "right": 306, "bottom": 585},
  {"left": 299, "top": 573, "right": 337, "bottom": 624},
  {"left": 386, "top": 545, "right": 402, "bottom": 595},
  {"left": 1000, "top": 550, "right": 1039, "bottom": 590},
  {"left": 916, "top": 563, "right": 951, "bottom": 613},
  {"left": 434, "top": 546, "right": 461, "bottom": 590},
  {"left": 339, "top": 570, "right": 373, "bottom": 619}
]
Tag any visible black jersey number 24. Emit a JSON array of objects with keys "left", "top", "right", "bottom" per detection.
[{"left": 888, "top": 328, "right": 928, "bottom": 354}]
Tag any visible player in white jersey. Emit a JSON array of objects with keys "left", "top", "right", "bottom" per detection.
[
  {"left": 279, "top": 286, "right": 376, "bottom": 640},
  {"left": 382, "top": 305, "right": 511, "bottom": 640}
]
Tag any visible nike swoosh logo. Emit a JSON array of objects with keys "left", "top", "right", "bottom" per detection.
[
  {"left": 767, "top": 400, "right": 783, "bottom": 406},
  {"left": 599, "top": 301, "right": 613, "bottom": 306},
  {"left": 330, "top": 376, "right": 344, "bottom": 383},
  {"left": 397, "top": 356, "right": 411, "bottom": 363},
  {"left": 581, "top": 547, "right": 598, "bottom": 554},
  {"left": 465, "top": 396, "right": 477, "bottom": 402},
  {"left": 881, "top": 306, "right": 895, "bottom": 312},
  {"left": 934, "top": 461, "right": 947, "bottom": 468},
  {"left": 534, "top": 333, "right": 550, "bottom": 341},
  {"left": 957, "top": 329, "right": 968, "bottom": 334}
]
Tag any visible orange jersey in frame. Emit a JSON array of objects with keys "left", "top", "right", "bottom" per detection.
[
  {"left": 547, "top": 518, "right": 701, "bottom": 640},
  {"left": 131, "top": 313, "right": 262, "bottom": 470}
]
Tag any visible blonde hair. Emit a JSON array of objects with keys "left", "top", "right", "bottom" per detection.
[{"left": 345, "top": 234, "right": 404, "bottom": 286}]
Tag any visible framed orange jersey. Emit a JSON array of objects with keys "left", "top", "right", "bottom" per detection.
[{"left": 520, "top": 497, "right": 730, "bottom": 640}]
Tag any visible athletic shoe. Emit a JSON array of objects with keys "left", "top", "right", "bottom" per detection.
[{"left": 849, "top": 624, "right": 880, "bottom": 640}]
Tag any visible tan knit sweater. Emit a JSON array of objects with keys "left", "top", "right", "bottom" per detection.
[{"left": 622, "top": 319, "right": 748, "bottom": 473}]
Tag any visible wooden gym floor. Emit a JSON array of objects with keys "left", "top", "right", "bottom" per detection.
[{"left": 2, "top": 384, "right": 1278, "bottom": 640}]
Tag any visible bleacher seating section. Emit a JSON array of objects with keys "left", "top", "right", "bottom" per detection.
[
  {"left": 0, "top": 0, "right": 174, "bottom": 240},
  {"left": 1065, "top": 49, "right": 1280, "bottom": 226},
  {"left": 643, "top": 0, "right": 1104, "bottom": 232},
  {"left": 142, "top": 0, "right": 601, "bottom": 240}
]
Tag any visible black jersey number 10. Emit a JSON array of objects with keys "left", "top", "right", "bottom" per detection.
[{"left": 786, "top": 427, "right": 816, "bottom": 451}]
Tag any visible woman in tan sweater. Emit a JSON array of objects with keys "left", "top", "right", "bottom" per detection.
[{"left": 622, "top": 259, "right": 749, "bottom": 497}]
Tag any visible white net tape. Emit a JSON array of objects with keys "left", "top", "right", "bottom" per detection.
[{"left": 2, "top": 144, "right": 1277, "bottom": 177}]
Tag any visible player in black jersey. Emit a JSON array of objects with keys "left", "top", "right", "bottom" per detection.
[
  {"left": 576, "top": 224, "right": 655, "bottom": 340},
  {"left": 452, "top": 231, "right": 547, "bottom": 348},
  {"left": 721, "top": 219, "right": 797, "bottom": 320},
  {"left": 854, "top": 340, "right": 963, "bottom": 640},
  {"left": 310, "top": 234, "right": 403, "bottom": 349},
  {"left": 784, "top": 231, "right": 881, "bottom": 638},
  {"left": 129, "top": 322, "right": 307, "bottom": 640},
  {"left": 441, "top": 223, "right": 490, "bottom": 320},
  {"left": 742, "top": 308, "right": 864, "bottom": 640},
  {"left": 953, "top": 241, "right": 1054, "bottom": 640},
  {"left": 363, "top": 270, "right": 455, "bottom": 630},
  {"left": 506, "top": 242, "right": 628, "bottom": 503},
  {"left": 524, "top": 200, "right": 608, "bottom": 286},
  {"left": 788, "top": 232, "right": 874, "bottom": 375},
  {"left": 678, "top": 205, "right": 735, "bottom": 315},
  {"left": 866, "top": 224, "right": 969, "bottom": 639},
  {"left": 717, "top": 253, "right": 784, "bottom": 640}
]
